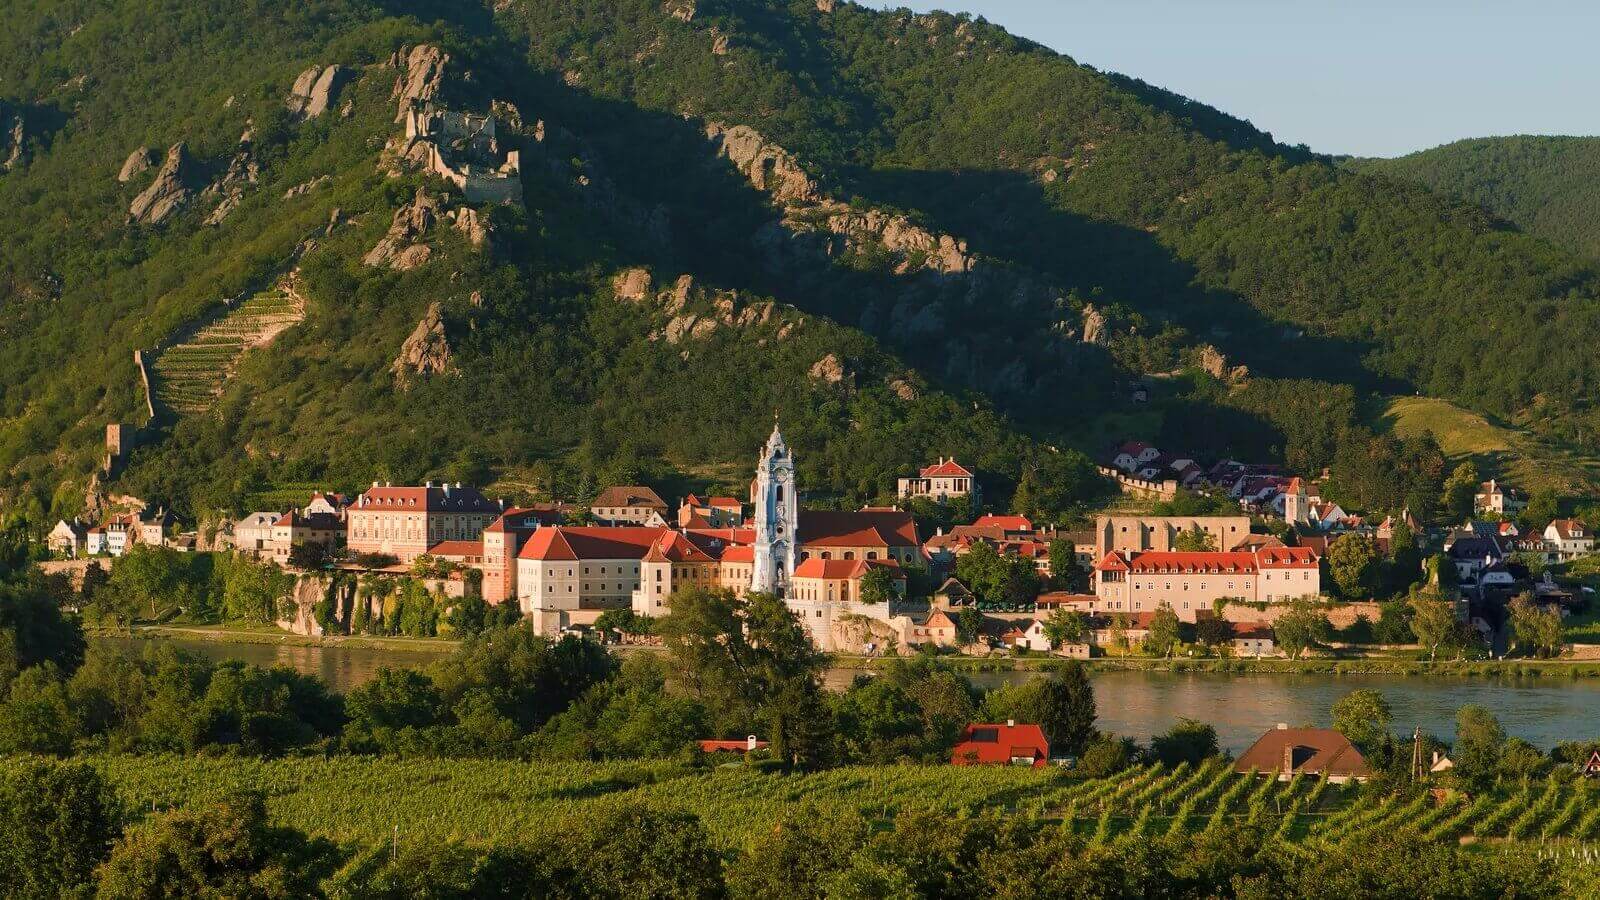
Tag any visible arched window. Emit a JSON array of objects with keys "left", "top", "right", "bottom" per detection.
[{"left": 843, "top": 552, "right": 855, "bottom": 560}]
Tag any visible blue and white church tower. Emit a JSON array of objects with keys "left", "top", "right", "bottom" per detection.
[{"left": 751, "top": 420, "right": 798, "bottom": 596}]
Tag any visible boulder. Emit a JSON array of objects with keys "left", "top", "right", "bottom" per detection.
[
  {"left": 808, "top": 353, "right": 846, "bottom": 385},
  {"left": 285, "top": 67, "right": 321, "bottom": 115},
  {"left": 117, "top": 147, "right": 156, "bottom": 182},
  {"left": 392, "top": 301, "right": 456, "bottom": 388},
  {"left": 127, "top": 143, "right": 196, "bottom": 225},
  {"left": 664, "top": 0, "right": 696, "bottom": 21},
  {"left": 287, "top": 65, "right": 352, "bottom": 119},
  {"left": 816, "top": 0, "right": 837, "bottom": 10},
  {"left": 1080, "top": 304, "right": 1108, "bottom": 346},
  {"left": 612, "top": 267, "right": 652, "bottom": 302},
  {"left": 392, "top": 45, "right": 449, "bottom": 121},
  {"left": 363, "top": 188, "right": 440, "bottom": 268},
  {"left": 452, "top": 206, "right": 492, "bottom": 248},
  {"left": 887, "top": 377, "right": 918, "bottom": 401}
]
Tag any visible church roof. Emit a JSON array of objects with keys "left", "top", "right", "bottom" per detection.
[
  {"left": 799, "top": 510, "right": 918, "bottom": 548},
  {"left": 517, "top": 526, "right": 669, "bottom": 561}
]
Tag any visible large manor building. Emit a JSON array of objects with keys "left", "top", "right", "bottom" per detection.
[
  {"left": 1091, "top": 545, "right": 1322, "bottom": 622},
  {"left": 345, "top": 482, "right": 505, "bottom": 562}
]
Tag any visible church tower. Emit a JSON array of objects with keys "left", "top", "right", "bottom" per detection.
[
  {"left": 1284, "top": 477, "right": 1309, "bottom": 528},
  {"left": 751, "top": 420, "right": 798, "bottom": 596}
]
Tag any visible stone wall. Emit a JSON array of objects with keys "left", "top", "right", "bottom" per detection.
[{"left": 1097, "top": 465, "right": 1179, "bottom": 500}]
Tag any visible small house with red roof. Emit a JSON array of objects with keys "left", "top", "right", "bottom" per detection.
[
  {"left": 1235, "top": 725, "right": 1371, "bottom": 782},
  {"left": 951, "top": 721, "right": 1051, "bottom": 768},
  {"left": 677, "top": 494, "right": 745, "bottom": 529},
  {"left": 897, "top": 457, "right": 978, "bottom": 504}
]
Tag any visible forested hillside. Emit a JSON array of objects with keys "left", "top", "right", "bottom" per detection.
[
  {"left": 1346, "top": 136, "right": 1600, "bottom": 259},
  {"left": 5, "top": 0, "right": 1600, "bottom": 525}
]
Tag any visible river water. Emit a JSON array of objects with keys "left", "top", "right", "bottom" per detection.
[{"left": 101, "top": 636, "right": 1600, "bottom": 753}]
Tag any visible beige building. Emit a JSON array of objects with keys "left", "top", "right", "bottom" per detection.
[
  {"left": 269, "top": 511, "right": 341, "bottom": 564},
  {"left": 591, "top": 486, "right": 669, "bottom": 525},
  {"left": 1093, "top": 515, "right": 1252, "bottom": 559},
  {"left": 346, "top": 482, "right": 504, "bottom": 563},
  {"left": 1094, "top": 546, "right": 1321, "bottom": 622},
  {"left": 897, "top": 457, "right": 977, "bottom": 503}
]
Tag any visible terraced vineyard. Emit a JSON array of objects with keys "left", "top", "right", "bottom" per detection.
[
  {"left": 147, "top": 280, "right": 305, "bottom": 416},
  {"left": 11, "top": 754, "right": 1599, "bottom": 852}
]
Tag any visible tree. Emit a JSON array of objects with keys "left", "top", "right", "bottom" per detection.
[
  {"left": 1374, "top": 601, "right": 1415, "bottom": 644},
  {"left": 1507, "top": 592, "right": 1564, "bottom": 658},
  {"left": 1047, "top": 539, "right": 1087, "bottom": 592},
  {"left": 1326, "top": 533, "right": 1381, "bottom": 599},
  {"left": 1331, "top": 689, "right": 1392, "bottom": 751},
  {"left": 94, "top": 792, "right": 335, "bottom": 897},
  {"left": 1272, "top": 602, "right": 1331, "bottom": 659},
  {"left": 1440, "top": 461, "right": 1479, "bottom": 523},
  {"left": 1145, "top": 605, "right": 1181, "bottom": 658},
  {"left": 0, "top": 761, "right": 120, "bottom": 898},
  {"left": 955, "top": 607, "right": 984, "bottom": 646},
  {"left": 1409, "top": 590, "right": 1461, "bottom": 662},
  {"left": 1194, "top": 616, "right": 1233, "bottom": 647},
  {"left": 1385, "top": 520, "right": 1423, "bottom": 594},
  {"left": 286, "top": 541, "right": 329, "bottom": 570},
  {"left": 1041, "top": 608, "right": 1087, "bottom": 647},
  {"left": 857, "top": 566, "right": 896, "bottom": 605},
  {"left": 766, "top": 678, "right": 834, "bottom": 769},
  {"left": 0, "top": 577, "right": 86, "bottom": 682},
  {"left": 981, "top": 664, "right": 1096, "bottom": 755},
  {"left": 1426, "top": 553, "right": 1458, "bottom": 589},
  {"left": 1151, "top": 718, "right": 1218, "bottom": 766},
  {"left": 1172, "top": 526, "right": 1216, "bottom": 552},
  {"left": 1520, "top": 487, "right": 1559, "bottom": 531},
  {"left": 1453, "top": 704, "right": 1505, "bottom": 787}
]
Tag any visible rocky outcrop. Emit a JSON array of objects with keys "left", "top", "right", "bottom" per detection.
[
  {"left": 390, "top": 45, "right": 449, "bottom": 122},
  {"left": 664, "top": 0, "right": 696, "bottom": 21},
  {"left": 808, "top": 353, "right": 846, "bottom": 385},
  {"left": 363, "top": 188, "right": 439, "bottom": 268},
  {"left": 451, "top": 206, "right": 492, "bottom": 247},
  {"left": 705, "top": 122, "right": 975, "bottom": 276},
  {"left": 392, "top": 301, "right": 456, "bottom": 389},
  {"left": 1195, "top": 344, "right": 1249, "bottom": 383},
  {"left": 710, "top": 28, "right": 730, "bottom": 55},
  {"left": 285, "top": 64, "right": 352, "bottom": 120},
  {"left": 816, "top": 0, "right": 837, "bottom": 11},
  {"left": 282, "top": 175, "right": 331, "bottom": 199},
  {"left": 127, "top": 143, "right": 197, "bottom": 225},
  {"left": 705, "top": 122, "right": 819, "bottom": 203},
  {"left": 1080, "top": 304, "right": 1108, "bottom": 346},
  {"left": 887, "top": 377, "right": 918, "bottom": 401},
  {"left": 1, "top": 106, "right": 26, "bottom": 171},
  {"left": 612, "top": 267, "right": 652, "bottom": 302},
  {"left": 118, "top": 147, "right": 156, "bottom": 182},
  {"left": 200, "top": 131, "right": 260, "bottom": 226}
]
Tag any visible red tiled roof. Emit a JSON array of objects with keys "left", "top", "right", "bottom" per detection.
[
  {"left": 356, "top": 485, "right": 500, "bottom": 513},
  {"left": 697, "top": 739, "right": 769, "bottom": 753},
  {"left": 427, "top": 540, "right": 484, "bottom": 558},
  {"left": 793, "top": 558, "right": 871, "bottom": 580},
  {"left": 652, "top": 531, "right": 717, "bottom": 563},
  {"left": 950, "top": 723, "right": 1050, "bottom": 768},
  {"left": 920, "top": 458, "right": 974, "bottom": 478},
  {"left": 721, "top": 545, "right": 754, "bottom": 563},
  {"left": 972, "top": 514, "right": 1032, "bottom": 531},
  {"left": 708, "top": 496, "right": 742, "bottom": 508},
  {"left": 685, "top": 527, "right": 755, "bottom": 545},
  {"left": 1234, "top": 727, "right": 1371, "bottom": 779},
  {"left": 1254, "top": 546, "right": 1320, "bottom": 568},
  {"left": 800, "top": 510, "right": 918, "bottom": 548},
  {"left": 1035, "top": 592, "right": 1098, "bottom": 607},
  {"left": 517, "top": 527, "right": 668, "bottom": 561}
]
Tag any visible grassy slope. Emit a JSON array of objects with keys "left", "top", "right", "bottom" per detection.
[
  {"left": 1346, "top": 136, "right": 1600, "bottom": 259},
  {"left": 1370, "top": 396, "right": 1600, "bottom": 497}
]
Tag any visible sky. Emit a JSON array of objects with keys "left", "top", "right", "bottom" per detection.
[{"left": 888, "top": 0, "right": 1600, "bottom": 158}]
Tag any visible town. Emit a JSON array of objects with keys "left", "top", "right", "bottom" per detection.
[{"left": 38, "top": 427, "right": 1596, "bottom": 664}]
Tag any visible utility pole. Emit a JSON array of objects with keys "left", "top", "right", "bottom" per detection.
[{"left": 1411, "top": 726, "right": 1424, "bottom": 781}]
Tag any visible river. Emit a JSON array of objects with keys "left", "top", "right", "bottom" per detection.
[{"left": 101, "top": 636, "right": 1600, "bottom": 753}]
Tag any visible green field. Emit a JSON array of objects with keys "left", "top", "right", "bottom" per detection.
[
  {"left": 13, "top": 755, "right": 1599, "bottom": 853},
  {"left": 1370, "top": 396, "right": 1600, "bottom": 497}
]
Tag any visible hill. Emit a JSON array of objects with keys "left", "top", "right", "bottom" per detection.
[
  {"left": 1346, "top": 136, "right": 1600, "bottom": 259},
  {"left": 7, "top": 0, "right": 1600, "bottom": 523},
  {"left": 1369, "top": 396, "right": 1600, "bottom": 497}
]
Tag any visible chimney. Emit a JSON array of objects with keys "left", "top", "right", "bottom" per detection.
[
  {"left": 747, "top": 734, "right": 758, "bottom": 751},
  {"left": 1006, "top": 719, "right": 1015, "bottom": 728},
  {"left": 1282, "top": 742, "right": 1294, "bottom": 773},
  {"left": 426, "top": 480, "right": 434, "bottom": 488},
  {"left": 1276, "top": 722, "right": 1288, "bottom": 730}
]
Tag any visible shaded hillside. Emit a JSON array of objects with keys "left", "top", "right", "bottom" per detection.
[
  {"left": 7, "top": 0, "right": 1600, "bottom": 523},
  {"left": 1346, "top": 136, "right": 1600, "bottom": 259}
]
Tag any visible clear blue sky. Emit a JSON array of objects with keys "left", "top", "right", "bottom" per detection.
[{"left": 890, "top": 1, "right": 1600, "bottom": 158}]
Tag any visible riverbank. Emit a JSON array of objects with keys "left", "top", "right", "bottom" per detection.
[
  {"left": 832, "top": 653, "right": 1600, "bottom": 678},
  {"left": 88, "top": 624, "right": 459, "bottom": 654}
]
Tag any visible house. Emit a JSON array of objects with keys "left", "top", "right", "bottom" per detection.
[
  {"left": 797, "top": 508, "right": 922, "bottom": 567},
  {"left": 933, "top": 577, "right": 976, "bottom": 608},
  {"left": 1094, "top": 546, "right": 1321, "bottom": 622},
  {"left": 677, "top": 494, "right": 744, "bottom": 529},
  {"left": 304, "top": 491, "right": 349, "bottom": 518},
  {"left": 346, "top": 482, "right": 505, "bottom": 563},
  {"left": 270, "top": 511, "right": 341, "bottom": 564},
  {"left": 971, "top": 513, "right": 1032, "bottom": 532},
  {"left": 904, "top": 609, "right": 960, "bottom": 648},
  {"left": 697, "top": 736, "right": 769, "bottom": 754},
  {"left": 1089, "top": 611, "right": 1157, "bottom": 648},
  {"left": 1034, "top": 592, "right": 1099, "bottom": 613},
  {"left": 1543, "top": 519, "right": 1594, "bottom": 561},
  {"left": 591, "top": 485, "right": 669, "bottom": 526},
  {"left": 1232, "top": 624, "right": 1276, "bottom": 657},
  {"left": 137, "top": 510, "right": 167, "bottom": 547},
  {"left": 48, "top": 520, "right": 87, "bottom": 557},
  {"left": 85, "top": 526, "right": 106, "bottom": 556},
  {"left": 234, "top": 512, "right": 282, "bottom": 556},
  {"left": 1445, "top": 536, "right": 1504, "bottom": 584},
  {"left": 950, "top": 721, "right": 1050, "bottom": 768},
  {"left": 1583, "top": 750, "right": 1600, "bottom": 779},
  {"left": 1475, "top": 479, "right": 1526, "bottom": 516},
  {"left": 1109, "top": 441, "right": 1161, "bottom": 474},
  {"left": 1234, "top": 725, "right": 1372, "bottom": 783},
  {"left": 1014, "top": 619, "right": 1053, "bottom": 652},
  {"left": 789, "top": 558, "right": 904, "bottom": 605},
  {"left": 897, "top": 457, "right": 978, "bottom": 503},
  {"left": 478, "top": 506, "right": 564, "bottom": 605}
]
